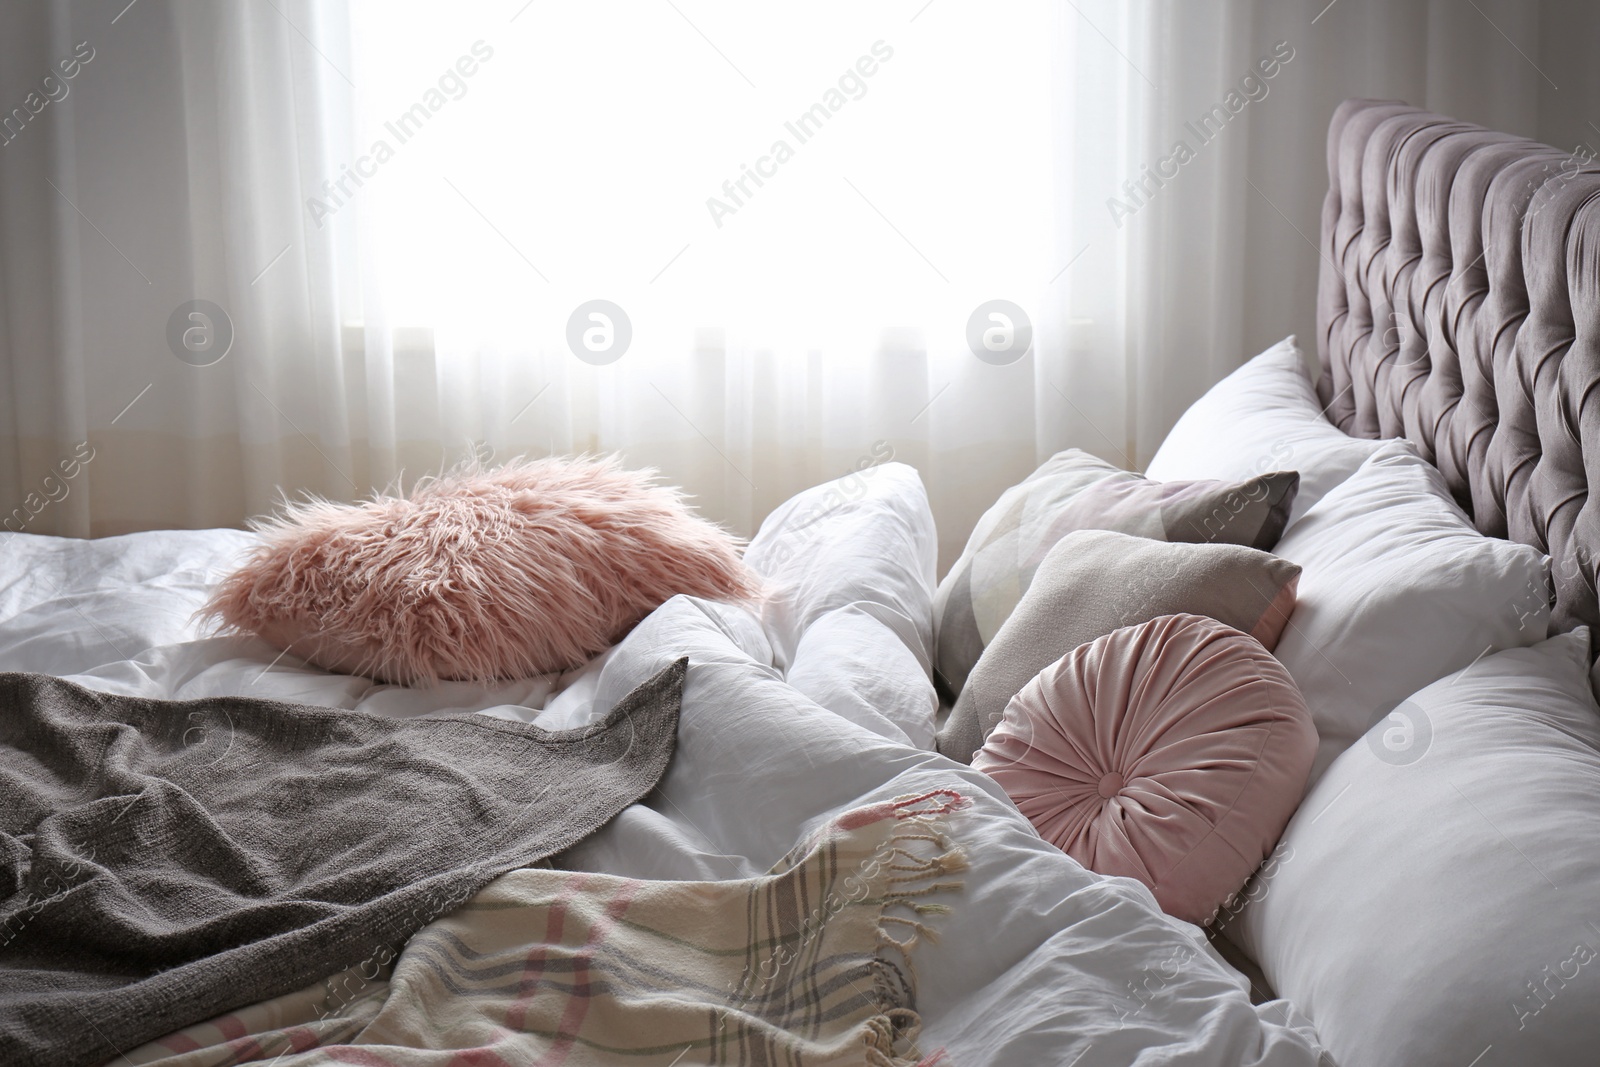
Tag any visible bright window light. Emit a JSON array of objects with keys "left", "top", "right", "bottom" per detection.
[{"left": 344, "top": 0, "right": 1059, "bottom": 353}]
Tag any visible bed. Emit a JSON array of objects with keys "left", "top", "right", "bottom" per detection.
[
  {"left": 4, "top": 98, "right": 1600, "bottom": 1067},
  {"left": 0, "top": 466, "right": 1326, "bottom": 1066}
]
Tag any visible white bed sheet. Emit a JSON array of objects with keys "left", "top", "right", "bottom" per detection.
[{"left": 0, "top": 465, "right": 1328, "bottom": 1066}]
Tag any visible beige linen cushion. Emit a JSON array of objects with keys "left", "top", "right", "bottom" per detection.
[
  {"left": 937, "top": 529, "right": 1301, "bottom": 764},
  {"left": 932, "top": 449, "right": 1297, "bottom": 701}
]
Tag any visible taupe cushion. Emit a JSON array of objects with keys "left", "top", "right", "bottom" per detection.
[
  {"left": 937, "top": 530, "right": 1300, "bottom": 764},
  {"left": 932, "top": 449, "right": 1297, "bottom": 701}
]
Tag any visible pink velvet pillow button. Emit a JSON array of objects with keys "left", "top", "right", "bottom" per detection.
[{"left": 972, "top": 613, "right": 1316, "bottom": 925}]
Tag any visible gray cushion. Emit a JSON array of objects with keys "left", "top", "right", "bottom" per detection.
[
  {"left": 932, "top": 449, "right": 1297, "bottom": 702},
  {"left": 937, "top": 530, "right": 1300, "bottom": 764}
]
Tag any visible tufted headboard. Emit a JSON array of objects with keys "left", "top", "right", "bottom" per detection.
[{"left": 1317, "top": 98, "right": 1600, "bottom": 632}]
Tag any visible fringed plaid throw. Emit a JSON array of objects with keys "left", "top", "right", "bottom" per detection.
[{"left": 120, "top": 790, "right": 968, "bottom": 1067}]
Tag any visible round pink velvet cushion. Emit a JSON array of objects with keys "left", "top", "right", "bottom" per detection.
[{"left": 972, "top": 612, "right": 1316, "bottom": 925}]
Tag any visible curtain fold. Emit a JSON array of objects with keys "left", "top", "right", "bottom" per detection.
[{"left": 2, "top": 0, "right": 1596, "bottom": 572}]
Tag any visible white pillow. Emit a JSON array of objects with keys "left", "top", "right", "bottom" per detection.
[
  {"left": 1146, "top": 335, "right": 1387, "bottom": 525},
  {"left": 744, "top": 460, "right": 939, "bottom": 747},
  {"left": 1271, "top": 441, "right": 1551, "bottom": 779},
  {"left": 1229, "top": 630, "right": 1600, "bottom": 1067}
]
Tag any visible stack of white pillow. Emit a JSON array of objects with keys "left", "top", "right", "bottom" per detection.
[{"left": 1150, "top": 336, "right": 1599, "bottom": 1067}]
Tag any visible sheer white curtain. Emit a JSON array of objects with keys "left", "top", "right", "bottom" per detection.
[
  {"left": 0, "top": 0, "right": 359, "bottom": 537},
  {"left": 1112, "top": 0, "right": 1600, "bottom": 465},
  {"left": 340, "top": 0, "right": 1088, "bottom": 571},
  {"left": 3, "top": 0, "right": 1595, "bottom": 570}
]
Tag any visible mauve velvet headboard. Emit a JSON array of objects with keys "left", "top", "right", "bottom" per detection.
[{"left": 1317, "top": 98, "right": 1600, "bottom": 632}]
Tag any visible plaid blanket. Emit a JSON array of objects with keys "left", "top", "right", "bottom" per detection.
[
  {"left": 1, "top": 662, "right": 685, "bottom": 1067},
  {"left": 119, "top": 790, "right": 968, "bottom": 1067}
]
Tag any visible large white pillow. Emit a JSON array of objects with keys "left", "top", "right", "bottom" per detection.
[
  {"left": 1229, "top": 629, "right": 1600, "bottom": 1067},
  {"left": 744, "top": 459, "right": 939, "bottom": 748},
  {"left": 1271, "top": 441, "right": 1551, "bottom": 778},
  {"left": 1146, "top": 335, "right": 1387, "bottom": 524}
]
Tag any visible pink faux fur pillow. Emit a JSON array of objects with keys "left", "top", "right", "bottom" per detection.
[{"left": 202, "top": 456, "right": 760, "bottom": 685}]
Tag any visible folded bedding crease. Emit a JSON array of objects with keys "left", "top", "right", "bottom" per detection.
[{"left": 0, "top": 463, "right": 1328, "bottom": 1066}]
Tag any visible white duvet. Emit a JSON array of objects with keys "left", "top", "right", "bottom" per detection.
[{"left": 0, "top": 464, "right": 1328, "bottom": 1065}]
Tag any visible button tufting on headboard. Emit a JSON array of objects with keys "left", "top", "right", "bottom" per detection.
[{"left": 1317, "top": 98, "right": 1600, "bottom": 632}]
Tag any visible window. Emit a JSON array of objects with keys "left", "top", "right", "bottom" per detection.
[{"left": 345, "top": 0, "right": 1061, "bottom": 356}]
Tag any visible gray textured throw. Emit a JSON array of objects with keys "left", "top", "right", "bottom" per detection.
[{"left": 0, "top": 659, "right": 685, "bottom": 1067}]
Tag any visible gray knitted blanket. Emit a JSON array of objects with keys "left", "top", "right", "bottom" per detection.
[{"left": 0, "top": 658, "right": 685, "bottom": 1067}]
